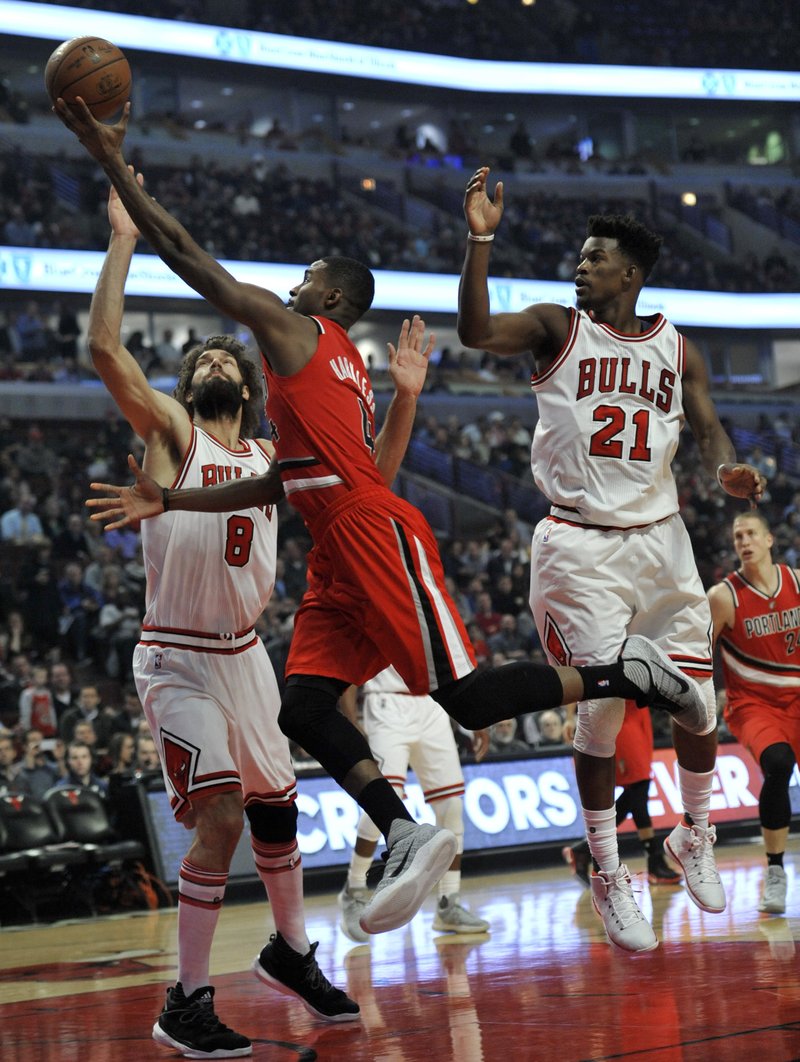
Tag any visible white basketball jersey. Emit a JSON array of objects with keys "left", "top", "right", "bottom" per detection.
[
  {"left": 363, "top": 665, "right": 411, "bottom": 696},
  {"left": 531, "top": 309, "right": 685, "bottom": 527},
  {"left": 140, "top": 426, "right": 277, "bottom": 635}
]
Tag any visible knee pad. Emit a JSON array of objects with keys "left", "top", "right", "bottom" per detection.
[
  {"left": 245, "top": 801, "right": 298, "bottom": 845},
  {"left": 573, "top": 697, "right": 625, "bottom": 759},
  {"left": 278, "top": 679, "right": 340, "bottom": 742},
  {"left": 433, "top": 796, "right": 464, "bottom": 852},
  {"left": 760, "top": 741, "right": 796, "bottom": 783}
]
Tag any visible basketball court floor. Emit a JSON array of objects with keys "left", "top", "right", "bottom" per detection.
[{"left": 2, "top": 838, "right": 798, "bottom": 1061}]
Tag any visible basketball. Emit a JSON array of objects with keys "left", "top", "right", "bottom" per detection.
[{"left": 45, "top": 36, "right": 131, "bottom": 120}]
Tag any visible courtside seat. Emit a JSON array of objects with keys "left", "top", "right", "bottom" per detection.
[{"left": 43, "top": 787, "right": 145, "bottom": 866}]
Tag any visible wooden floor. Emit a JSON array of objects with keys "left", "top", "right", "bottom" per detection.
[{"left": 1, "top": 838, "right": 798, "bottom": 1061}]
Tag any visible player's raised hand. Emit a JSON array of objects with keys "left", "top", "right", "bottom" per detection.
[
  {"left": 108, "top": 167, "right": 144, "bottom": 237},
  {"left": 53, "top": 96, "right": 131, "bottom": 164},
  {"left": 717, "top": 462, "right": 767, "bottom": 509},
  {"left": 463, "top": 166, "right": 504, "bottom": 237},
  {"left": 86, "top": 453, "right": 166, "bottom": 529},
  {"left": 387, "top": 315, "right": 435, "bottom": 398}
]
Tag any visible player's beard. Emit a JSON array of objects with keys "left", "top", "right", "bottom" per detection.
[{"left": 190, "top": 376, "right": 244, "bottom": 421}]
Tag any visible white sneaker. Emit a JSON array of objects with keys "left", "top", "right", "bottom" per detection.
[
  {"left": 590, "top": 864, "right": 658, "bottom": 953},
  {"left": 664, "top": 821, "right": 726, "bottom": 913},
  {"left": 359, "top": 821, "right": 457, "bottom": 935},
  {"left": 619, "top": 636, "right": 708, "bottom": 734},
  {"left": 758, "top": 865, "right": 787, "bottom": 914},
  {"left": 432, "top": 894, "right": 490, "bottom": 934},
  {"left": 338, "top": 884, "right": 370, "bottom": 943}
]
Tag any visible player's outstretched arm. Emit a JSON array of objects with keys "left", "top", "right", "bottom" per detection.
[
  {"left": 374, "top": 315, "right": 434, "bottom": 485},
  {"left": 87, "top": 453, "right": 284, "bottom": 528},
  {"left": 54, "top": 98, "right": 288, "bottom": 345}
]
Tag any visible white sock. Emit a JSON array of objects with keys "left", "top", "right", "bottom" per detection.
[
  {"left": 678, "top": 766, "right": 714, "bottom": 830},
  {"left": 176, "top": 859, "right": 227, "bottom": 995},
  {"left": 251, "top": 837, "right": 309, "bottom": 955},
  {"left": 348, "top": 850, "right": 375, "bottom": 891},
  {"left": 583, "top": 806, "right": 619, "bottom": 874},
  {"left": 438, "top": 870, "right": 460, "bottom": 900}
]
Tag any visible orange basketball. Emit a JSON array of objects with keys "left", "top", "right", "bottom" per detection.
[{"left": 45, "top": 36, "right": 131, "bottom": 120}]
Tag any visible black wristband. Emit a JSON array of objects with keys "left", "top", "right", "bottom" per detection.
[{"left": 161, "top": 487, "right": 170, "bottom": 513}]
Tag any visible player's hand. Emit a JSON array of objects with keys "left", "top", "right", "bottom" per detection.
[
  {"left": 108, "top": 166, "right": 143, "bottom": 237},
  {"left": 716, "top": 462, "right": 766, "bottom": 509},
  {"left": 53, "top": 96, "right": 131, "bottom": 163},
  {"left": 463, "top": 166, "right": 504, "bottom": 237},
  {"left": 387, "top": 315, "right": 435, "bottom": 398},
  {"left": 472, "top": 728, "right": 490, "bottom": 763},
  {"left": 86, "top": 453, "right": 166, "bottom": 529}
]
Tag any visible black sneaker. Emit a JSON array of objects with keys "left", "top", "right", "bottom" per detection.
[
  {"left": 252, "top": 932, "right": 360, "bottom": 1023},
  {"left": 152, "top": 983, "right": 252, "bottom": 1058}
]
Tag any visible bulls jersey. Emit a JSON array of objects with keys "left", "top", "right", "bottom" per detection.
[
  {"left": 262, "top": 315, "right": 385, "bottom": 524},
  {"left": 531, "top": 309, "right": 686, "bottom": 528},
  {"left": 140, "top": 425, "right": 276, "bottom": 640},
  {"left": 719, "top": 564, "right": 800, "bottom": 711},
  {"left": 363, "top": 665, "right": 411, "bottom": 696}
]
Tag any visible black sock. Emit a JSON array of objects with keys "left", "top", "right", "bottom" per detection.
[
  {"left": 576, "top": 662, "right": 642, "bottom": 703},
  {"left": 641, "top": 837, "right": 654, "bottom": 856},
  {"left": 767, "top": 852, "right": 784, "bottom": 868},
  {"left": 358, "top": 778, "right": 412, "bottom": 839}
]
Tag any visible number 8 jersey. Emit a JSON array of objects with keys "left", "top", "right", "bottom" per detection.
[
  {"left": 140, "top": 424, "right": 276, "bottom": 639},
  {"left": 531, "top": 308, "right": 686, "bottom": 529}
]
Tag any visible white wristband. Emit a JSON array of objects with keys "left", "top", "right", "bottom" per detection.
[
  {"left": 468, "top": 232, "right": 495, "bottom": 242},
  {"left": 716, "top": 464, "right": 726, "bottom": 486}
]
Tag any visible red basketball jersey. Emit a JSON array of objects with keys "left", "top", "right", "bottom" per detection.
[
  {"left": 718, "top": 564, "right": 800, "bottom": 711},
  {"left": 261, "top": 315, "right": 384, "bottom": 524}
]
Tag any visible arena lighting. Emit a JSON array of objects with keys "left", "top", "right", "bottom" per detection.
[
  {"left": 681, "top": 191, "right": 698, "bottom": 206},
  {"left": 3, "top": 0, "right": 800, "bottom": 101},
  {"left": 2, "top": 247, "right": 799, "bottom": 329}
]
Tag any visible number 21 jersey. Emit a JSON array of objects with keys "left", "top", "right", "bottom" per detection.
[{"left": 531, "top": 308, "right": 686, "bottom": 528}]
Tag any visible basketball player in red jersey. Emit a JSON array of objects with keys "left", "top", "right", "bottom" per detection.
[
  {"left": 459, "top": 166, "right": 766, "bottom": 952},
  {"left": 709, "top": 512, "right": 800, "bottom": 915},
  {"left": 58, "top": 100, "right": 711, "bottom": 943},
  {"left": 89, "top": 180, "right": 364, "bottom": 1057}
]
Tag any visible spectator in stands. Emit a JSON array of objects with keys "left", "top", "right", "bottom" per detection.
[
  {"left": 48, "top": 661, "right": 79, "bottom": 723},
  {"left": 54, "top": 739, "right": 108, "bottom": 795},
  {"left": 488, "top": 718, "right": 531, "bottom": 757},
  {"left": 11, "top": 727, "right": 60, "bottom": 799},
  {"left": 281, "top": 537, "right": 309, "bottom": 603},
  {"left": 51, "top": 299, "right": 81, "bottom": 363},
  {"left": 59, "top": 682, "right": 103, "bottom": 743},
  {"left": 108, "top": 730, "right": 137, "bottom": 775},
  {"left": 18, "top": 545, "right": 62, "bottom": 653},
  {"left": 154, "top": 328, "right": 182, "bottom": 373},
  {"left": 537, "top": 709, "right": 567, "bottom": 747},
  {"left": 14, "top": 425, "right": 56, "bottom": 497},
  {"left": 17, "top": 664, "right": 58, "bottom": 738},
  {"left": 0, "top": 490, "right": 46, "bottom": 546},
  {"left": 15, "top": 301, "right": 50, "bottom": 361},
  {"left": 0, "top": 609, "right": 34, "bottom": 659},
  {"left": 58, "top": 560, "right": 103, "bottom": 663},
  {"left": 95, "top": 583, "right": 141, "bottom": 680},
  {"left": 114, "top": 685, "right": 147, "bottom": 735},
  {"left": 488, "top": 613, "right": 532, "bottom": 662},
  {"left": 472, "top": 589, "right": 503, "bottom": 639},
  {"left": 0, "top": 730, "right": 19, "bottom": 789},
  {"left": 135, "top": 731, "right": 160, "bottom": 772},
  {"left": 51, "top": 512, "right": 96, "bottom": 564}
]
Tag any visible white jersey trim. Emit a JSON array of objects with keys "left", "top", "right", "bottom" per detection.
[{"left": 140, "top": 625, "right": 258, "bottom": 653}]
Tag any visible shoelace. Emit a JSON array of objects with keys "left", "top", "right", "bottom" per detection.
[
  {"left": 604, "top": 870, "right": 646, "bottom": 929},
  {"left": 177, "top": 998, "right": 234, "bottom": 1034},
  {"left": 686, "top": 826, "right": 721, "bottom": 881}
]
